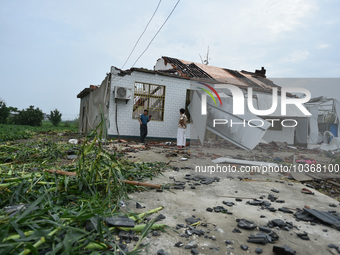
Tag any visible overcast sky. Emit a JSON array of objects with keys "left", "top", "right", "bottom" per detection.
[{"left": 1, "top": 0, "right": 339, "bottom": 120}]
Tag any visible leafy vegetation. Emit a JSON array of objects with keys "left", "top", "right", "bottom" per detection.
[
  {"left": 0, "top": 99, "right": 10, "bottom": 124},
  {"left": 0, "top": 124, "right": 34, "bottom": 142},
  {"left": 0, "top": 122, "right": 78, "bottom": 142},
  {"left": 0, "top": 119, "right": 167, "bottom": 254},
  {"left": 48, "top": 109, "right": 62, "bottom": 126},
  {"left": 13, "top": 105, "right": 44, "bottom": 126}
]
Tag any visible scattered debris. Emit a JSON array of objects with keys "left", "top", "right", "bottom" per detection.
[
  {"left": 240, "top": 244, "right": 249, "bottom": 250},
  {"left": 301, "top": 188, "right": 314, "bottom": 195},
  {"left": 327, "top": 244, "right": 340, "bottom": 254},
  {"left": 153, "top": 231, "right": 161, "bottom": 236},
  {"left": 123, "top": 180, "right": 162, "bottom": 189},
  {"left": 237, "top": 219, "right": 257, "bottom": 230},
  {"left": 4, "top": 204, "right": 27, "bottom": 216},
  {"left": 223, "top": 201, "right": 235, "bottom": 207},
  {"left": 191, "top": 248, "right": 199, "bottom": 255},
  {"left": 184, "top": 174, "right": 220, "bottom": 185},
  {"left": 68, "top": 139, "right": 78, "bottom": 144},
  {"left": 136, "top": 202, "right": 145, "bottom": 209},
  {"left": 296, "top": 159, "right": 317, "bottom": 164},
  {"left": 67, "top": 155, "right": 77, "bottom": 160},
  {"left": 290, "top": 172, "right": 313, "bottom": 182},
  {"left": 278, "top": 207, "right": 294, "bottom": 214},
  {"left": 232, "top": 228, "right": 242, "bottom": 233},
  {"left": 273, "top": 245, "right": 296, "bottom": 255},
  {"left": 295, "top": 208, "right": 340, "bottom": 230},
  {"left": 321, "top": 137, "right": 340, "bottom": 151},
  {"left": 212, "top": 157, "right": 279, "bottom": 167},
  {"left": 269, "top": 219, "right": 289, "bottom": 229},
  {"left": 157, "top": 249, "right": 168, "bottom": 255},
  {"left": 105, "top": 217, "right": 135, "bottom": 228},
  {"left": 247, "top": 233, "right": 273, "bottom": 244},
  {"left": 185, "top": 241, "right": 198, "bottom": 249},
  {"left": 185, "top": 217, "right": 200, "bottom": 225},
  {"left": 174, "top": 241, "right": 184, "bottom": 247},
  {"left": 296, "top": 232, "right": 310, "bottom": 241},
  {"left": 225, "top": 240, "right": 234, "bottom": 245}
]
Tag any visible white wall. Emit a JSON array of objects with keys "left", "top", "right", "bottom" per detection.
[
  {"left": 154, "top": 58, "right": 173, "bottom": 71},
  {"left": 262, "top": 127, "right": 295, "bottom": 144},
  {"left": 107, "top": 68, "right": 191, "bottom": 139}
]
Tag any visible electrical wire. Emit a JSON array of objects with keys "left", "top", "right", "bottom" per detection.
[
  {"left": 120, "top": 0, "right": 162, "bottom": 70},
  {"left": 131, "top": 0, "right": 181, "bottom": 67},
  {"left": 109, "top": 0, "right": 180, "bottom": 140},
  {"left": 115, "top": 100, "right": 120, "bottom": 139}
]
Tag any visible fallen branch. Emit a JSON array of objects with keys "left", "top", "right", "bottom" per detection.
[
  {"left": 44, "top": 170, "right": 161, "bottom": 189},
  {"left": 327, "top": 180, "right": 340, "bottom": 188},
  {"left": 122, "top": 180, "right": 161, "bottom": 189},
  {"left": 45, "top": 169, "right": 76, "bottom": 176}
]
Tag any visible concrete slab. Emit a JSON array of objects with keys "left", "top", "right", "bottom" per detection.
[
  {"left": 290, "top": 172, "right": 314, "bottom": 182},
  {"left": 126, "top": 169, "right": 340, "bottom": 255},
  {"left": 118, "top": 144, "right": 340, "bottom": 255}
]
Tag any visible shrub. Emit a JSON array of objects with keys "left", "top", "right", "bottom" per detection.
[
  {"left": 48, "top": 109, "right": 62, "bottom": 126},
  {"left": 14, "top": 105, "right": 44, "bottom": 126},
  {"left": 0, "top": 99, "right": 10, "bottom": 124}
]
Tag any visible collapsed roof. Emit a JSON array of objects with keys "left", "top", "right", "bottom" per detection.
[{"left": 155, "top": 56, "right": 280, "bottom": 93}]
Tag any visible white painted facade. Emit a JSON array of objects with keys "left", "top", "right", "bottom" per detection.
[
  {"left": 262, "top": 127, "right": 295, "bottom": 144},
  {"left": 107, "top": 67, "right": 191, "bottom": 139},
  {"left": 78, "top": 63, "right": 303, "bottom": 145}
]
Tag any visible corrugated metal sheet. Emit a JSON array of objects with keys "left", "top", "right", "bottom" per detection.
[
  {"left": 304, "top": 208, "right": 340, "bottom": 229},
  {"left": 160, "top": 56, "right": 286, "bottom": 94},
  {"left": 307, "top": 105, "right": 319, "bottom": 144},
  {"left": 224, "top": 69, "right": 261, "bottom": 88},
  {"left": 181, "top": 60, "right": 246, "bottom": 86},
  {"left": 253, "top": 75, "right": 280, "bottom": 89},
  {"left": 188, "top": 91, "right": 207, "bottom": 144},
  {"left": 163, "top": 56, "right": 212, "bottom": 79},
  {"left": 161, "top": 56, "right": 271, "bottom": 88},
  {"left": 189, "top": 88, "right": 270, "bottom": 150},
  {"left": 239, "top": 71, "right": 271, "bottom": 90},
  {"left": 206, "top": 97, "right": 271, "bottom": 150}
]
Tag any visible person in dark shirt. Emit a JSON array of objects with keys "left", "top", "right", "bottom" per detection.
[{"left": 139, "top": 109, "right": 151, "bottom": 143}]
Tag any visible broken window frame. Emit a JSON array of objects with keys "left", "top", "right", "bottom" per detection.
[{"left": 132, "top": 82, "right": 166, "bottom": 121}]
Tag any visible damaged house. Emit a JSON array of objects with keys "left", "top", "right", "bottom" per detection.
[
  {"left": 301, "top": 96, "right": 340, "bottom": 150},
  {"left": 77, "top": 64, "right": 192, "bottom": 140},
  {"left": 77, "top": 56, "right": 310, "bottom": 150}
]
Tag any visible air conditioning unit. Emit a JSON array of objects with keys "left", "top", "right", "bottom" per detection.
[{"left": 114, "top": 86, "right": 132, "bottom": 100}]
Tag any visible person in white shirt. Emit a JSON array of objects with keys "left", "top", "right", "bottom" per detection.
[{"left": 177, "top": 108, "right": 187, "bottom": 148}]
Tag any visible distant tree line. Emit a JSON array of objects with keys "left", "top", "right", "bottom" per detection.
[{"left": 0, "top": 98, "right": 62, "bottom": 126}]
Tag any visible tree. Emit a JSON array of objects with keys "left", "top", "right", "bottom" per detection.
[
  {"left": 0, "top": 99, "right": 10, "bottom": 124},
  {"left": 14, "top": 105, "right": 44, "bottom": 126},
  {"left": 48, "top": 109, "right": 62, "bottom": 126}
]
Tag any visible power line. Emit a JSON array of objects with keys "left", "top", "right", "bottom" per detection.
[
  {"left": 120, "top": 0, "right": 162, "bottom": 70},
  {"left": 131, "top": 0, "right": 181, "bottom": 68}
]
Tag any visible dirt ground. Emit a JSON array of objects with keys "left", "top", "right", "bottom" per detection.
[{"left": 111, "top": 140, "right": 340, "bottom": 255}]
